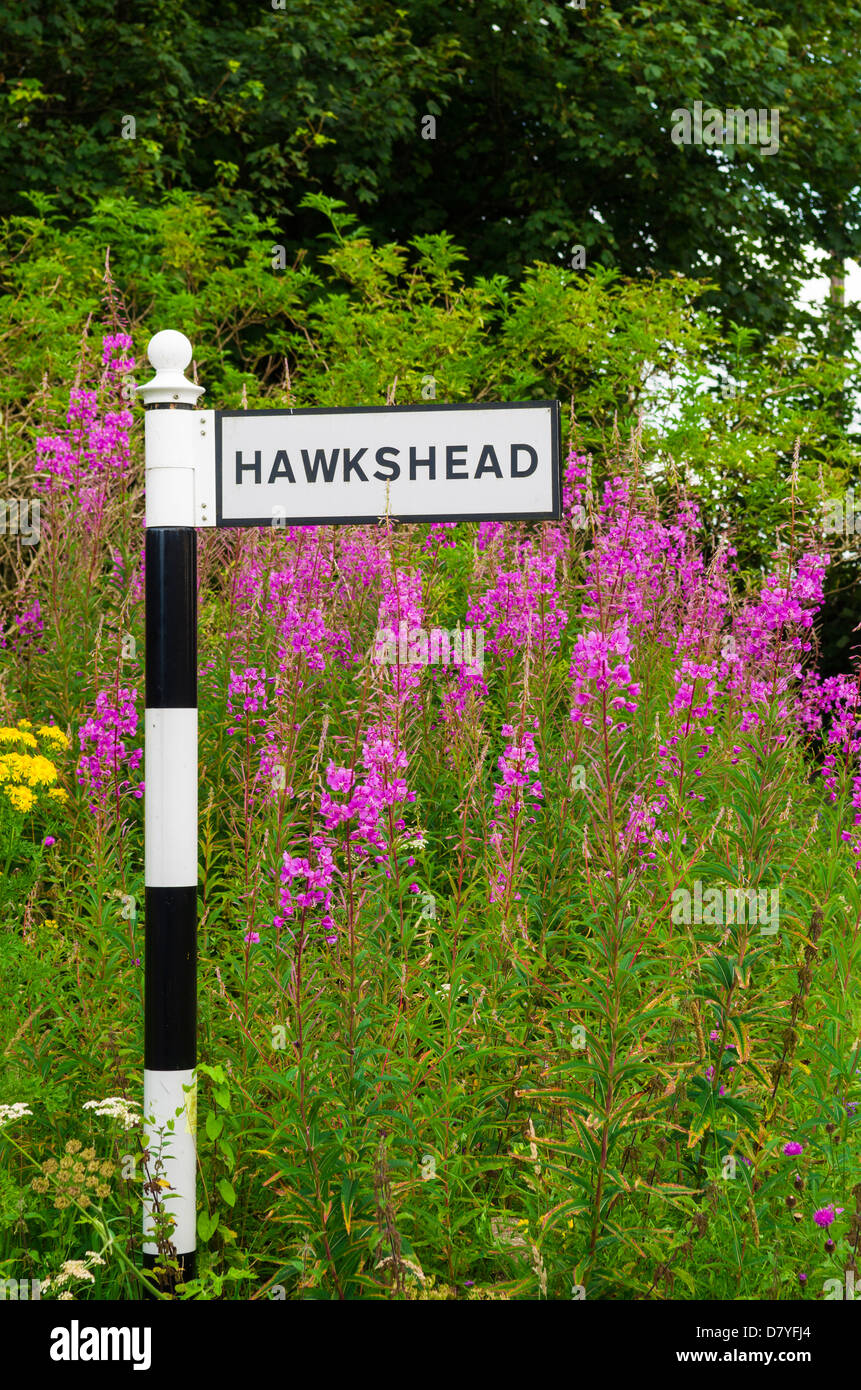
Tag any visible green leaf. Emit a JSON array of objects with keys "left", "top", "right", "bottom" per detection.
[
  {"left": 217, "top": 1178, "right": 236, "bottom": 1208},
  {"left": 206, "top": 1110, "right": 224, "bottom": 1141},
  {"left": 197, "top": 1210, "right": 219, "bottom": 1242},
  {"left": 220, "top": 1141, "right": 236, "bottom": 1171}
]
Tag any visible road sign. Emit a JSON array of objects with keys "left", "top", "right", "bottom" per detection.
[{"left": 215, "top": 402, "right": 560, "bottom": 526}]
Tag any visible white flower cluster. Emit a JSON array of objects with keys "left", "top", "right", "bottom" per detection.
[
  {"left": 403, "top": 831, "right": 427, "bottom": 851},
  {"left": 82, "top": 1097, "right": 141, "bottom": 1130},
  {"left": 0, "top": 1102, "right": 33, "bottom": 1129},
  {"left": 42, "top": 1250, "right": 105, "bottom": 1294}
]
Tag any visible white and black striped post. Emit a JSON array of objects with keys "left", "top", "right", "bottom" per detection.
[{"left": 137, "top": 332, "right": 205, "bottom": 1290}]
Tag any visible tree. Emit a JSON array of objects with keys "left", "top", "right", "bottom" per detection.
[{"left": 2, "top": 1, "right": 861, "bottom": 348}]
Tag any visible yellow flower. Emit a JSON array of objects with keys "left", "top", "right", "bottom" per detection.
[
  {"left": 4, "top": 784, "right": 36, "bottom": 813},
  {"left": 17, "top": 719, "right": 33, "bottom": 729},
  {"left": 43, "top": 919, "right": 59, "bottom": 930},
  {"left": 26, "top": 755, "right": 58, "bottom": 787},
  {"left": 48, "top": 788, "right": 69, "bottom": 803},
  {"left": 37, "top": 725, "right": 70, "bottom": 750},
  {"left": 0, "top": 727, "right": 37, "bottom": 748},
  {"left": 0, "top": 752, "right": 57, "bottom": 791}
]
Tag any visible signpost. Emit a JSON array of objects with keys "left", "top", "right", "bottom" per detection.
[{"left": 137, "top": 329, "right": 560, "bottom": 1292}]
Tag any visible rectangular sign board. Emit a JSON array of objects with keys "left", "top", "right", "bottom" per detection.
[{"left": 214, "top": 400, "right": 560, "bottom": 527}]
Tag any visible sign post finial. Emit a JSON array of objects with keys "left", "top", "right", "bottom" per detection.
[{"left": 138, "top": 331, "right": 204, "bottom": 407}]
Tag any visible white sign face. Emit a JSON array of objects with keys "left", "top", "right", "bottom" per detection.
[{"left": 215, "top": 401, "right": 560, "bottom": 526}]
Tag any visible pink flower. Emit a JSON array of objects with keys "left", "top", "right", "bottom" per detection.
[
  {"left": 569, "top": 620, "right": 640, "bottom": 730},
  {"left": 227, "top": 666, "right": 269, "bottom": 718},
  {"left": 469, "top": 553, "right": 567, "bottom": 661},
  {"left": 813, "top": 1205, "right": 843, "bottom": 1228},
  {"left": 0, "top": 599, "right": 45, "bottom": 657},
  {"left": 75, "top": 687, "right": 144, "bottom": 815},
  {"left": 36, "top": 371, "right": 135, "bottom": 515},
  {"left": 487, "top": 722, "right": 544, "bottom": 904}
]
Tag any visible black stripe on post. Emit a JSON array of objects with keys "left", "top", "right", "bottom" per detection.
[
  {"left": 144, "top": 886, "right": 197, "bottom": 1071},
  {"left": 145, "top": 528, "right": 197, "bottom": 709}
]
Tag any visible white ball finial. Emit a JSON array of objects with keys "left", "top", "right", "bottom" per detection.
[
  {"left": 147, "top": 329, "right": 193, "bottom": 374},
  {"left": 137, "top": 328, "right": 204, "bottom": 406}
]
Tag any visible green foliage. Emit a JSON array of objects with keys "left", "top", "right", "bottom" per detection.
[
  {"left": 2, "top": 1, "right": 861, "bottom": 347},
  {"left": 1, "top": 188, "right": 859, "bottom": 616}
]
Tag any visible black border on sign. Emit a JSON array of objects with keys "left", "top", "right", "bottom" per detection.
[{"left": 213, "top": 400, "right": 561, "bottom": 528}]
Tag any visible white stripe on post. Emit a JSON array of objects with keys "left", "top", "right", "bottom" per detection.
[
  {"left": 142, "top": 1067, "right": 198, "bottom": 1259},
  {"left": 144, "top": 708, "right": 198, "bottom": 887}
]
